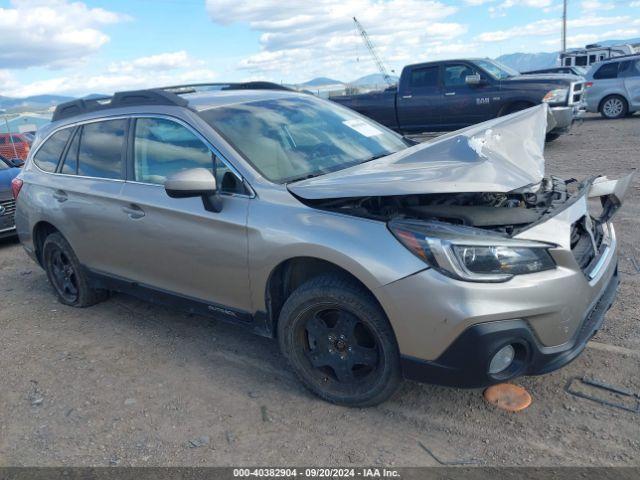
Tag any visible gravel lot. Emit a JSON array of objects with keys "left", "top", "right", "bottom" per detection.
[{"left": 0, "top": 114, "right": 638, "bottom": 467}]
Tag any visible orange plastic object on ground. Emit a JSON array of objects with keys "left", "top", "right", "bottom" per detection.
[{"left": 483, "top": 383, "right": 532, "bottom": 412}]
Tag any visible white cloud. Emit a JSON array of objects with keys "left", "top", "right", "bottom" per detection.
[
  {"left": 205, "top": 0, "right": 466, "bottom": 82},
  {"left": 3, "top": 52, "right": 217, "bottom": 97},
  {"left": 478, "top": 15, "right": 630, "bottom": 42},
  {"left": 498, "top": 0, "right": 553, "bottom": 8},
  {"left": 0, "top": 0, "right": 129, "bottom": 69},
  {"left": 107, "top": 51, "right": 204, "bottom": 74},
  {"left": 631, "top": 1, "right": 640, "bottom": 6},
  {"left": 581, "top": 0, "right": 614, "bottom": 12}
]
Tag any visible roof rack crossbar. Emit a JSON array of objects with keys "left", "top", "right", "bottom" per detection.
[
  {"left": 51, "top": 82, "right": 293, "bottom": 122},
  {"left": 160, "top": 81, "right": 292, "bottom": 93}
]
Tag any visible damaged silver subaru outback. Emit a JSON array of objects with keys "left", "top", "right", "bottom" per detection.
[{"left": 13, "top": 84, "right": 632, "bottom": 406}]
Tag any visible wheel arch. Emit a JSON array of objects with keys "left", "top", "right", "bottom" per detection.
[
  {"left": 32, "top": 221, "right": 62, "bottom": 266},
  {"left": 263, "top": 256, "right": 389, "bottom": 338},
  {"left": 497, "top": 100, "right": 537, "bottom": 117}
]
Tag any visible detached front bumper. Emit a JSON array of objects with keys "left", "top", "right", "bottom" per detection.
[
  {"left": 549, "top": 103, "right": 585, "bottom": 133},
  {"left": 401, "top": 266, "right": 619, "bottom": 388}
]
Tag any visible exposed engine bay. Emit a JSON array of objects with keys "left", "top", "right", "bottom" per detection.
[{"left": 303, "top": 176, "right": 579, "bottom": 235}]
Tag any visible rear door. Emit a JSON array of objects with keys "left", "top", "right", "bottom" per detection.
[
  {"left": 619, "top": 59, "right": 640, "bottom": 109},
  {"left": 396, "top": 65, "right": 443, "bottom": 131},
  {"left": 117, "top": 116, "right": 252, "bottom": 314},
  {"left": 51, "top": 119, "right": 128, "bottom": 274}
]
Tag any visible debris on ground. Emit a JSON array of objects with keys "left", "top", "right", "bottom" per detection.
[
  {"left": 483, "top": 383, "right": 532, "bottom": 412},
  {"left": 188, "top": 435, "right": 210, "bottom": 448}
]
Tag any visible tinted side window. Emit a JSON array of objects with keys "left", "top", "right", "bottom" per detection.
[
  {"left": 620, "top": 60, "right": 640, "bottom": 78},
  {"left": 60, "top": 128, "right": 80, "bottom": 175},
  {"left": 133, "top": 118, "right": 212, "bottom": 185},
  {"left": 575, "top": 56, "right": 588, "bottom": 66},
  {"left": 77, "top": 120, "right": 126, "bottom": 179},
  {"left": 444, "top": 64, "right": 476, "bottom": 87},
  {"left": 33, "top": 128, "right": 72, "bottom": 173},
  {"left": 594, "top": 63, "right": 619, "bottom": 80},
  {"left": 409, "top": 66, "right": 439, "bottom": 88}
]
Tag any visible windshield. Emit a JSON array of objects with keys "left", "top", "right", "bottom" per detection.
[
  {"left": 199, "top": 95, "right": 408, "bottom": 183},
  {"left": 574, "top": 66, "right": 588, "bottom": 75},
  {"left": 0, "top": 159, "right": 8, "bottom": 170},
  {"left": 474, "top": 59, "right": 520, "bottom": 80}
]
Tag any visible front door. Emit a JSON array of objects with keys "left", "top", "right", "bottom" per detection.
[
  {"left": 439, "top": 62, "right": 499, "bottom": 128},
  {"left": 620, "top": 59, "right": 640, "bottom": 110},
  {"left": 117, "top": 116, "right": 252, "bottom": 314}
]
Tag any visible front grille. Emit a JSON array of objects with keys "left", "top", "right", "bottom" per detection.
[
  {"left": 569, "top": 82, "right": 584, "bottom": 105},
  {"left": 0, "top": 198, "right": 16, "bottom": 226},
  {"left": 570, "top": 217, "right": 604, "bottom": 273}
]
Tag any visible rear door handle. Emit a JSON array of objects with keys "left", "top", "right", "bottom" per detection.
[
  {"left": 122, "top": 204, "right": 145, "bottom": 219},
  {"left": 401, "top": 95, "right": 412, "bottom": 99},
  {"left": 52, "top": 190, "right": 68, "bottom": 203},
  {"left": 445, "top": 92, "right": 456, "bottom": 96}
]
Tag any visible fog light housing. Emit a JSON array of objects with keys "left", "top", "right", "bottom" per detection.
[{"left": 488, "top": 345, "right": 515, "bottom": 374}]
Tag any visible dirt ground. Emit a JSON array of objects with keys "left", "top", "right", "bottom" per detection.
[{"left": 0, "top": 114, "right": 638, "bottom": 467}]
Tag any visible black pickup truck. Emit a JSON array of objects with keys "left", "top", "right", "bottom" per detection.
[{"left": 332, "top": 58, "right": 585, "bottom": 138}]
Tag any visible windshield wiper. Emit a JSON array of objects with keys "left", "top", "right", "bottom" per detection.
[
  {"left": 359, "top": 153, "right": 390, "bottom": 164},
  {"left": 286, "top": 172, "right": 327, "bottom": 184}
]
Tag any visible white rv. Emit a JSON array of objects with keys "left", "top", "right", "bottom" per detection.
[{"left": 560, "top": 43, "right": 640, "bottom": 67}]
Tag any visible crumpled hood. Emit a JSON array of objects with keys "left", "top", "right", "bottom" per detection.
[{"left": 288, "top": 104, "right": 549, "bottom": 200}]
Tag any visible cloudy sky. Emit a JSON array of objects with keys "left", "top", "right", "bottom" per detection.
[{"left": 0, "top": 0, "right": 638, "bottom": 97}]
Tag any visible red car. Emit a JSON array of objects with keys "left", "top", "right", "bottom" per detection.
[{"left": 0, "top": 133, "right": 30, "bottom": 160}]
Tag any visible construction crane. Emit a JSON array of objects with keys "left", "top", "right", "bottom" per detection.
[{"left": 352, "top": 17, "right": 395, "bottom": 86}]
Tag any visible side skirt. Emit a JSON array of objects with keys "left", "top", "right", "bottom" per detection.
[{"left": 86, "top": 268, "right": 274, "bottom": 338}]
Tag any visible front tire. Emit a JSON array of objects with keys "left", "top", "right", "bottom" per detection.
[
  {"left": 42, "top": 232, "right": 109, "bottom": 307},
  {"left": 600, "top": 95, "right": 628, "bottom": 119},
  {"left": 278, "top": 275, "right": 401, "bottom": 407}
]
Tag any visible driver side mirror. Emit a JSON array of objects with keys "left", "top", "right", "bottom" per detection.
[
  {"left": 465, "top": 74, "right": 483, "bottom": 86},
  {"left": 164, "top": 168, "right": 223, "bottom": 213},
  {"left": 9, "top": 158, "right": 24, "bottom": 168}
]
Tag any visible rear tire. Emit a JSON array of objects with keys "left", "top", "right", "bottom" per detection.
[
  {"left": 600, "top": 95, "right": 628, "bottom": 119},
  {"left": 42, "top": 233, "right": 109, "bottom": 307},
  {"left": 278, "top": 275, "right": 401, "bottom": 407}
]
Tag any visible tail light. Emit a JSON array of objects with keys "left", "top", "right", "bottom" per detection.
[
  {"left": 585, "top": 82, "right": 593, "bottom": 88},
  {"left": 11, "top": 178, "right": 23, "bottom": 199}
]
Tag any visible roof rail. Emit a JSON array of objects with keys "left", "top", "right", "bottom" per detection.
[
  {"left": 52, "top": 89, "right": 190, "bottom": 122},
  {"left": 161, "top": 81, "right": 292, "bottom": 94},
  {"left": 52, "top": 82, "right": 293, "bottom": 122},
  {"left": 602, "top": 53, "right": 640, "bottom": 62}
]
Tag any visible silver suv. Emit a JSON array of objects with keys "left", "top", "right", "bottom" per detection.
[
  {"left": 13, "top": 84, "right": 631, "bottom": 406},
  {"left": 584, "top": 55, "right": 640, "bottom": 118}
]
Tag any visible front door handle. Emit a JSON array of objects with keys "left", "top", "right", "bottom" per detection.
[
  {"left": 52, "top": 190, "right": 68, "bottom": 203},
  {"left": 445, "top": 92, "right": 456, "bottom": 96},
  {"left": 401, "top": 95, "right": 412, "bottom": 99},
  {"left": 122, "top": 204, "right": 145, "bottom": 219}
]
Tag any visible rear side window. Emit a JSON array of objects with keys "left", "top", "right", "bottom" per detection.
[
  {"left": 593, "top": 63, "right": 619, "bottom": 80},
  {"left": 60, "top": 129, "right": 80, "bottom": 175},
  {"left": 133, "top": 118, "right": 212, "bottom": 185},
  {"left": 77, "top": 120, "right": 126, "bottom": 179},
  {"left": 409, "top": 66, "right": 439, "bottom": 89},
  {"left": 33, "top": 128, "right": 73, "bottom": 173}
]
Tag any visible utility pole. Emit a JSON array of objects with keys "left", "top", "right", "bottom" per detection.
[{"left": 561, "top": 0, "right": 567, "bottom": 53}]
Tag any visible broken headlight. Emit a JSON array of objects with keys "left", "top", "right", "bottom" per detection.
[
  {"left": 542, "top": 88, "right": 568, "bottom": 104},
  {"left": 389, "top": 219, "right": 556, "bottom": 282}
]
